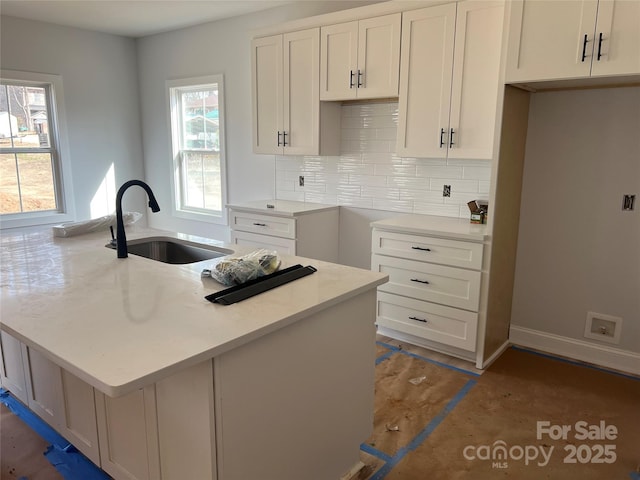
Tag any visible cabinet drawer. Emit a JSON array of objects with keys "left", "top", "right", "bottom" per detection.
[
  {"left": 372, "top": 230, "right": 483, "bottom": 270},
  {"left": 230, "top": 211, "right": 296, "bottom": 239},
  {"left": 376, "top": 292, "right": 478, "bottom": 351},
  {"left": 231, "top": 231, "right": 296, "bottom": 255},
  {"left": 372, "top": 254, "right": 480, "bottom": 311}
]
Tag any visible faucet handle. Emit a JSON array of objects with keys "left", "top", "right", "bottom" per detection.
[{"left": 109, "top": 226, "right": 117, "bottom": 247}]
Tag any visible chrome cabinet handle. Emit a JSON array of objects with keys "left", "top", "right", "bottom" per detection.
[
  {"left": 277, "top": 131, "right": 282, "bottom": 146},
  {"left": 411, "top": 246, "right": 431, "bottom": 252},
  {"left": 449, "top": 128, "right": 455, "bottom": 148},
  {"left": 357, "top": 70, "right": 363, "bottom": 88},
  {"left": 349, "top": 70, "right": 355, "bottom": 88},
  {"left": 282, "top": 131, "right": 288, "bottom": 146},
  {"left": 409, "top": 316, "right": 428, "bottom": 323},
  {"left": 439, "top": 128, "right": 446, "bottom": 148},
  {"left": 253, "top": 222, "right": 267, "bottom": 226},
  {"left": 410, "top": 278, "right": 430, "bottom": 284}
]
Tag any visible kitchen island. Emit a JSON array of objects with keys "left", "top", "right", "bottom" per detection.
[{"left": 0, "top": 226, "right": 387, "bottom": 480}]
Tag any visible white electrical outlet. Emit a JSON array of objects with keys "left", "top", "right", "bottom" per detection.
[{"left": 584, "top": 312, "right": 622, "bottom": 345}]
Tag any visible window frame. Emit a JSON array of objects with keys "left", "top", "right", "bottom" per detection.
[
  {"left": 166, "top": 74, "right": 228, "bottom": 225},
  {"left": 0, "top": 69, "right": 75, "bottom": 229}
]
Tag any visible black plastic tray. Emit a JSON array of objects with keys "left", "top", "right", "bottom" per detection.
[{"left": 205, "top": 264, "right": 317, "bottom": 305}]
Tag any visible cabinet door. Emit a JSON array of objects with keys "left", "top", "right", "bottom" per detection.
[
  {"left": 252, "top": 34, "right": 283, "bottom": 154},
  {"left": 506, "top": 0, "right": 598, "bottom": 82},
  {"left": 96, "top": 386, "right": 161, "bottom": 480},
  {"left": 591, "top": 0, "right": 640, "bottom": 76},
  {"left": 24, "top": 345, "right": 63, "bottom": 429},
  {"left": 448, "top": 1, "right": 505, "bottom": 160},
  {"left": 396, "top": 4, "right": 456, "bottom": 158},
  {"left": 283, "top": 28, "right": 320, "bottom": 155},
  {"left": 59, "top": 370, "right": 101, "bottom": 466},
  {"left": 320, "top": 21, "right": 359, "bottom": 100},
  {"left": 356, "top": 13, "right": 401, "bottom": 99},
  {"left": 0, "top": 331, "right": 28, "bottom": 404}
]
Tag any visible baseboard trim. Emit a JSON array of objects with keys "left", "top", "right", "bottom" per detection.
[
  {"left": 477, "top": 340, "right": 510, "bottom": 370},
  {"left": 509, "top": 325, "right": 640, "bottom": 376}
]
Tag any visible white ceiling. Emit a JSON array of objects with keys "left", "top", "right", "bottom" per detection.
[{"left": 0, "top": 1, "right": 296, "bottom": 38}]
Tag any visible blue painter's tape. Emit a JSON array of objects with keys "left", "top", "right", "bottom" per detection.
[
  {"left": 0, "top": 389, "right": 110, "bottom": 480},
  {"left": 0, "top": 389, "right": 69, "bottom": 449},
  {"left": 45, "top": 444, "right": 111, "bottom": 480},
  {"left": 366, "top": 378, "right": 477, "bottom": 480},
  {"left": 375, "top": 349, "right": 396, "bottom": 366},
  {"left": 359, "top": 442, "right": 393, "bottom": 464},
  {"left": 376, "top": 341, "right": 480, "bottom": 377},
  {"left": 511, "top": 346, "right": 640, "bottom": 382}
]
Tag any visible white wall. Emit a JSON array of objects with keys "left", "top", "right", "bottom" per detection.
[
  {"left": 136, "top": 1, "right": 379, "bottom": 240},
  {"left": 511, "top": 86, "right": 640, "bottom": 353},
  {"left": 0, "top": 16, "right": 147, "bottom": 222}
]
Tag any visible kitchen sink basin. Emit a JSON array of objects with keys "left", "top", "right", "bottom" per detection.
[{"left": 108, "top": 237, "right": 233, "bottom": 264}]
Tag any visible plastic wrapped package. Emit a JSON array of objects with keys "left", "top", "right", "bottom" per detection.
[
  {"left": 52, "top": 212, "right": 142, "bottom": 238},
  {"left": 206, "top": 249, "right": 280, "bottom": 286}
]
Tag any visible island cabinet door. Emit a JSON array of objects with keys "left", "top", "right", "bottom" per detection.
[
  {"left": 59, "top": 370, "right": 101, "bottom": 466},
  {"left": 0, "top": 331, "right": 29, "bottom": 404},
  {"left": 95, "top": 386, "right": 161, "bottom": 480},
  {"left": 22, "top": 345, "right": 64, "bottom": 429}
]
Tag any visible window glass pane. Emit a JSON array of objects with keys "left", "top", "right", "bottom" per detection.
[
  {"left": 0, "top": 153, "right": 20, "bottom": 213},
  {"left": 180, "top": 87, "right": 219, "bottom": 150},
  {"left": 0, "top": 152, "right": 55, "bottom": 213},
  {"left": 182, "top": 152, "right": 221, "bottom": 210},
  {"left": 0, "top": 85, "right": 50, "bottom": 149},
  {"left": 18, "top": 153, "right": 56, "bottom": 212}
]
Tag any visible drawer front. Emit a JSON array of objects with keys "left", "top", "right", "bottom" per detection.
[
  {"left": 230, "top": 211, "right": 296, "bottom": 239},
  {"left": 372, "top": 254, "right": 481, "bottom": 311},
  {"left": 376, "top": 292, "right": 478, "bottom": 351},
  {"left": 231, "top": 231, "right": 296, "bottom": 255},
  {"left": 372, "top": 230, "right": 483, "bottom": 270}
]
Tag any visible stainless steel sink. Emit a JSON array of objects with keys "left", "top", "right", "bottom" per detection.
[{"left": 109, "top": 236, "right": 233, "bottom": 264}]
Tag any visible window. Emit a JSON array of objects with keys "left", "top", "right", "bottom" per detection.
[
  {"left": 167, "top": 75, "right": 227, "bottom": 224},
  {"left": 0, "top": 70, "right": 74, "bottom": 228}
]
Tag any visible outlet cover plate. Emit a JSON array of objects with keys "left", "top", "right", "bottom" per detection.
[{"left": 584, "top": 312, "right": 622, "bottom": 345}]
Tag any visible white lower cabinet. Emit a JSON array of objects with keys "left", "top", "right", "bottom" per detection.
[
  {"left": 0, "top": 331, "right": 28, "bottom": 404},
  {"left": 95, "top": 386, "right": 161, "bottom": 480},
  {"left": 0, "top": 332, "right": 101, "bottom": 465},
  {"left": 228, "top": 201, "right": 340, "bottom": 262},
  {"left": 372, "top": 222, "right": 485, "bottom": 357}
]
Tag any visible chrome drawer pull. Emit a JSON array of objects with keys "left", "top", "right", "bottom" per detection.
[
  {"left": 409, "top": 316, "right": 427, "bottom": 323},
  {"left": 253, "top": 222, "right": 267, "bottom": 226},
  {"left": 410, "top": 278, "right": 429, "bottom": 284},
  {"left": 411, "top": 246, "right": 431, "bottom": 252}
]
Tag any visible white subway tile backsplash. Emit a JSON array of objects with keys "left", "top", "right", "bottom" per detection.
[{"left": 275, "top": 101, "right": 492, "bottom": 218}]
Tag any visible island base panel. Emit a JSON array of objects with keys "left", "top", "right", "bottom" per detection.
[{"left": 214, "top": 290, "right": 377, "bottom": 480}]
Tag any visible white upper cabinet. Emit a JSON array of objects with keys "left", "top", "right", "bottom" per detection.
[
  {"left": 591, "top": 0, "right": 640, "bottom": 77},
  {"left": 506, "top": 0, "right": 640, "bottom": 83},
  {"left": 397, "top": 1, "right": 505, "bottom": 160},
  {"left": 320, "top": 14, "right": 401, "bottom": 101},
  {"left": 252, "top": 28, "right": 339, "bottom": 155}
]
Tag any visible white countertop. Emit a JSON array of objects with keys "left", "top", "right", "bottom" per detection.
[
  {"left": 371, "top": 214, "right": 489, "bottom": 242},
  {"left": 0, "top": 226, "right": 386, "bottom": 397},
  {"left": 227, "top": 199, "right": 339, "bottom": 216}
]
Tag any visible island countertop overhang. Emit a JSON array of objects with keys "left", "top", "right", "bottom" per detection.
[{"left": 0, "top": 226, "right": 387, "bottom": 397}]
